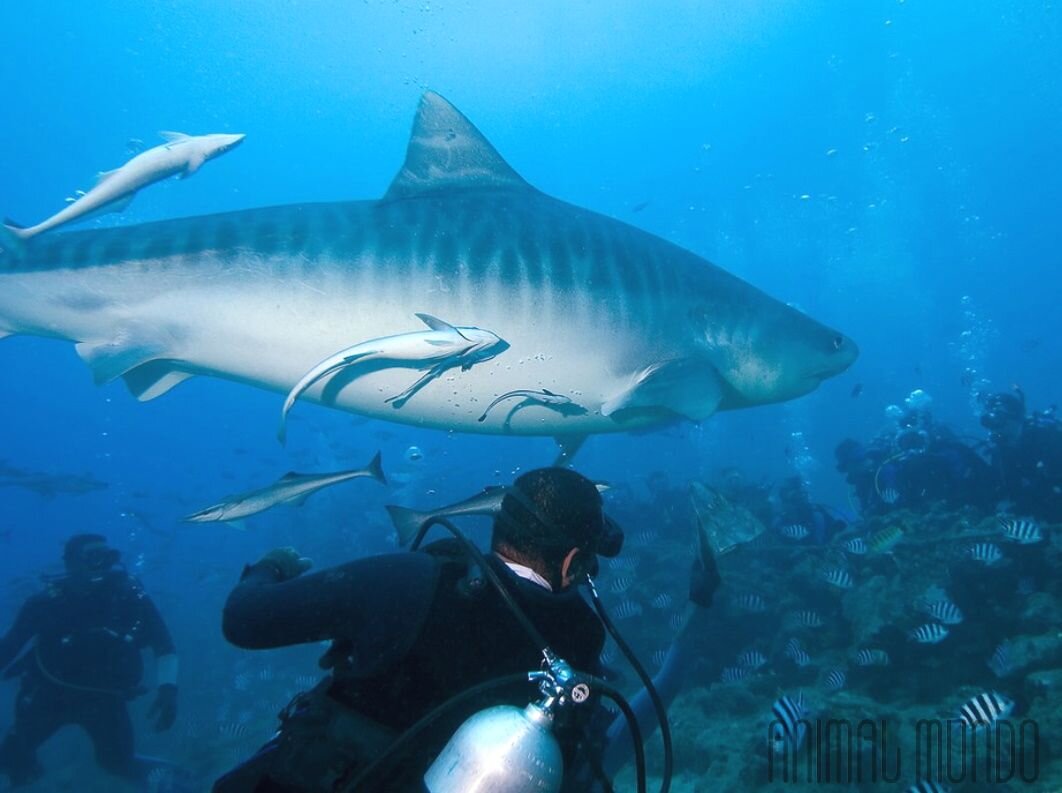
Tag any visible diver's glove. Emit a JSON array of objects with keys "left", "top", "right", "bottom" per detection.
[
  {"left": 688, "top": 542, "right": 721, "bottom": 608},
  {"left": 148, "top": 684, "right": 178, "bottom": 732},
  {"left": 255, "top": 547, "right": 314, "bottom": 582}
]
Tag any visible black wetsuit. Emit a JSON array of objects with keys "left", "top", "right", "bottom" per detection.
[
  {"left": 990, "top": 415, "right": 1062, "bottom": 522},
  {"left": 214, "top": 540, "right": 606, "bottom": 793},
  {"left": 0, "top": 570, "right": 175, "bottom": 786}
]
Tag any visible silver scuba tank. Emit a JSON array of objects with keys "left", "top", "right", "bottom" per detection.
[{"left": 423, "top": 702, "right": 562, "bottom": 793}]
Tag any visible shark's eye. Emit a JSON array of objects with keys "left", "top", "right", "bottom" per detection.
[{"left": 832, "top": 335, "right": 844, "bottom": 351}]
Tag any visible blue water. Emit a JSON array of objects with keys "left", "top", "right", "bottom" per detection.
[{"left": 1, "top": 2, "right": 1059, "bottom": 790}]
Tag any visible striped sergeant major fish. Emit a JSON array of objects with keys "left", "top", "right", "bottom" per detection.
[
  {"left": 908, "top": 623, "right": 949, "bottom": 644},
  {"left": 969, "top": 542, "right": 1004, "bottom": 566},
  {"left": 1, "top": 132, "right": 245, "bottom": 245},
  {"left": 918, "top": 598, "right": 964, "bottom": 625},
  {"left": 956, "top": 691, "right": 1014, "bottom": 730},
  {"left": 842, "top": 537, "right": 867, "bottom": 555},
  {"left": 768, "top": 691, "right": 810, "bottom": 755},
  {"left": 821, "top": 567, "right": 854, "bottom": 590},
  {"left": 998, "top": 517, "right": 1043, "bottom": 544},
  {"left": 905, "top": 781, "right": 949, "bottom": 793},
  {"left": 0, "top": 93, "right": 857, "bottom": 455},
  {"left": 822, "top": 668, "right": 847, "bottom": 692},
  {"left": 853, "top": 648, "right": 890, "bottom": 667},
  {"left": 737, "top": 650, "right": 767, "bottom": 670},
  {"left": 793, "top": 610, "right": 825, "bottom": 628}
]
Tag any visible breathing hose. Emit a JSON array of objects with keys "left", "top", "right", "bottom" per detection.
[{"left": 588, "top": 576, "right": 673, "bottom": 793}]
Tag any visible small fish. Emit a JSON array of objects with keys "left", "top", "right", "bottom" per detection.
[
  {"left": 789, "top": 647, "right": 812, "bottom": 666},
  {"left": 919, "top": 599, "right": 964, "bottom": 625},
  {"left": 853, "top": 648, "right": 890, "bottom": 667},
  {"left": 822, "top": 568, "right": 854, "bottom": 590},
  {"left": 216, "top": 721, "right": 250, "bottom": 739},
  {"left": 721, "top": 666, "right": 750, "bottom": 683},
  {"left": 233, "top": 673, "right": 251, "bottom": 691},
  {"left": 879, "top": 487, "right": 900, "bottom": 505},
  {"left": 905, "top": 781, "right": 949, "bottom": 793},
  {"left": 609, "top": 575, "right": 633, "bottom": 595},
  {"left": 651, "top": 649, "right": 668, "bottom": 668},
  {"left": 669, "top": 612, "right": 688, "bottom": 632},
  {"left": 783, "top": 637, "right": 803, "bottom": 657},
  {"left": 822, "top": 668, "right": 847, "bottom": 692},
  {"left": 794, "top": 610, "right": 825, "bottom": 628},
  {"left": 732, "top": 593, "right": 768, "bottom": 613},
  {"left": 386, "top": 481, "right": 612, "bottom": 545},
  {"left": 630, "top": 199, "right": 651, "bottom": 213},
  {"left": 737, "top": 650, "right": 767, "bottom": 670},
  {"left": 779, "top": 523, "right": 810, "bottom": 540},
  {"left": 909, "top": 623, "right": 949, "bottom": 644},
  {"left": 850, "top": 383, "right": 863, "bottom": 398},
  {"left": 998, "top": 517, "right": 1043, "bottom": 544},
  {"left": 957, "top": 691, "right": 1014, "bottom": 730},
  {"left": 969, "top": 542, "right": 1003, "bottom": 566},
  {"left": 613, "top": 600, "right": 644, "bottom": 620},
  {"left": 868, "top": 526, "right": 904, "bottom": 554},
  {"left": 987, "top": 643, "right": 1013, "bottom": 678},
  {"left": 843, "top": 537, "right": 868, "bottom": 555},
  {"left": 183, "top": 452, "right": 385, "bottom": 524},
  {"left": 769, "top": 692, "right": 809, "bottom": 753},
  {"left": 650, "top": 593, "right": 673, "bottom": 609},
  {"left": 476, "top": 388, "right": 586, "bottom": 423}
]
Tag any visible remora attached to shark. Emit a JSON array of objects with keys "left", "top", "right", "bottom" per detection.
[{"left": 0, "top": 93, "right": 857, "bottom": 443}]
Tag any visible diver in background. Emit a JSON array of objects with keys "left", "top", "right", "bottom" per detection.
[
  {"left": 0, "top": 534, "right": 178, "bottom": 787},
  {"left": 214, "top": 466, "right": 718, "bottom": 792},
  {"left": 774, "top": 476, "right": 847, "bottom": 543},
  {"left": 981, "top": 386, "right": 1062, "bottom": 522}
]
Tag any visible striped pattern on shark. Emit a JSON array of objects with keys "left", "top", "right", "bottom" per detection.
[{"left": 0, "top": 92, "right": 857, "bottom": 440}]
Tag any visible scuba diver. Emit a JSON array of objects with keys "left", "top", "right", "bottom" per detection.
[
  {"left": 981, "top": 386, "right": 1062, "bottom": 522},
  {"left": 836, "top": 392, "right": 995, "bottom": 516},
  {"left": 774, "top": 476, "right": 847, "bottom": 544},
  {"left": 214, "top": 466, "right": 719, "bottom": 792},
  {"left": 0, "top": 534, "right": 179, "bottom": 787}
]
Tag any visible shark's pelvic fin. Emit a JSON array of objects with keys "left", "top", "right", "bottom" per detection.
[
  {"left": 553, "top": 434, "right": 588, "bottom": 467},
  {"left": 121, "top": 360, "right": 194, "bottom": 401},
  {"left": 602, "top": 357, "right": 724, "bottom": 421},
  {"left": 75, "top": 331, "right": 164, "bottom": 386},
  {"left": 384, "top": 91, "right": 531, "bottom": 200}
]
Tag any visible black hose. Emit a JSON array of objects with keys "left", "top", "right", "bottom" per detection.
[
  {"left": 589, "top": 578, "right": 673, "bottom": 793},
  {"left": 593, "top": 678, "right": 647, "bottom": 793},
  {"left": 334, "top": 672, "right": 533, "bottom": 792}
]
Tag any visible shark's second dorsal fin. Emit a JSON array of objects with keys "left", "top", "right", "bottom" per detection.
[{"left": 385, "top": 91, "right": 531, "bottom": 199}]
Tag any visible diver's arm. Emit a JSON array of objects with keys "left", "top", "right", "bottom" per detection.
[
  {"left": 222, "top": 550, "right": 440, "bottom": 670},
  {"left": 599, "top": 606, "right": 708, "bottom": 776},
  {"left": 0, "top": 596, "right": 42, "bottom": 671}
]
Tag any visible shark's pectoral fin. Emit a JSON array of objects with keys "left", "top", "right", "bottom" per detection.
[
  {"left": 121, "top": 360, "right": 194, "bottom": 401},
  {"left": 553, "top": 434, "right": 588, "bottom": 467},
  {"left": 75, "top": 334, "right": 165, "bottom": 387},
  {"left": 602, "top": 358, "right": 724, "bottom": 422},
  {"left": 181, "top": 153, "right": 205, "bottom": 178}
]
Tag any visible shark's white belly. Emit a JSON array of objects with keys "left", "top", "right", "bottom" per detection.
[{"left": 1, "top": 254, "right": 671, "bottom": 436}]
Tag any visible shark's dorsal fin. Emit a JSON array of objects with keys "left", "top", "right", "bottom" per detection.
[
  {"left": 415, "top": 312, "right": 471, "bottom": 341},
  {"left": 279, "top": 471, "right": 302, "bottom": 482},
  {"left": 385, "top": 91, "right": 531, "bottom": 199},
  {"left": 159, "top": 131, "right": 190, "bottom": 143}
]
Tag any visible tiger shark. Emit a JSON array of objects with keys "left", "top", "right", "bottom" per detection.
[{"left": 0, "top": 92, "right": 857, "bottom": 447}]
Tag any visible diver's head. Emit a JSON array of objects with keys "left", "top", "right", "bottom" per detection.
[
  {"left": 493, "top": 467, "right": 623, "bottom": 590},
  {"left": 980, "top": 389, "right": 1025, "bottom": 442},
  {"left": 63, "top": 534, "right": 120, "bottom": 581},
  {"left": 834, "top": 438, "right": 865, "bottom": 473}
]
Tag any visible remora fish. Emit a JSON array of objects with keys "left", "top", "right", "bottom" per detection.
[
  {"left": 2, "top": 131, "right": 245, "bottom": 244},
  {"left": 184, "top": 451, "right": 385, "bottom": 524},
  {"left": 0, "top": 93, "right": 856, "bottom": 449},
  {"left": 386, "top": 481, "right": 610, "bottom": 546},
  {"left": 477, "top": 389, "right": 587, "bottom": 423},
  {"left": 279, "top": 313, "right": 509, "bottom": 442}
]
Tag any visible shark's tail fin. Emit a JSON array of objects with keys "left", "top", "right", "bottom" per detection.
[
  {"left": 0, "top": 219, "right": 29, "bottom": 258},
  {"left": 364, "top": 451, "right": 387, "bottom": 485},
  {"left": 385, "top": 504, "right": 429, "bottom": 546}
]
